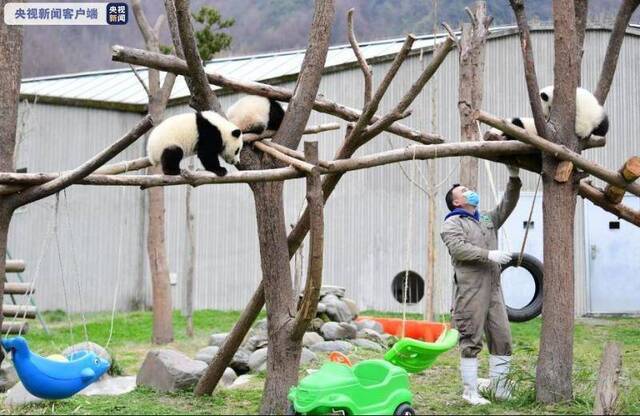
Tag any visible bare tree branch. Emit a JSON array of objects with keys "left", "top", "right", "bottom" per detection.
[
  {"left": 579, "top": 181, "right": 640, "bottom": 226},
  {"left": 8, "top": 116, "right": 153, "bottom": 208},
  {"left": 129, "top": 64, "right": 151, "bottom": 97},
  {"left": 574, "top": 0, "right": 588, "bottom": 77},
  {"left": 291, "top": 142, "right": 323, "bottom": 340},
  {"left": 163, "top": 0, "right": 184, "bottom": 58},
  {"left": 509, "top": 0, "right": 548, "bottom": 138},
  {"left": 173, "top": 0, "right": 221, "bottom": 113},
  {"left": 347, "top": 8, "right": 373, "bottom": 105},
  {"left": 111, "top": 45, "right": 443, "bottom": 145},
  {"left": 243, "top": 123, "right": 340, "bottom": 144},
  {"left": 253, "top": 141, "right": 318, "bottom": 173},
  {"left": 594, "top": 0, "right": 640, "bottom": 104}
]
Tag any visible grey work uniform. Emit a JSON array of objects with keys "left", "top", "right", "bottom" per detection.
[{"left": 440, "top": 177, "right": 521, "bottom": 358}]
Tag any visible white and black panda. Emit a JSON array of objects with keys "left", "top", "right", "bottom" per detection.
[
  {"left": 146, "top": 111, "right": 243, "bottom": 177},
  {"left": 539, "top": 86, "right": 609, "bottom": 139},
  {"left": 488, "top": 117, "right": 538, "bottom": 140},
  {"left": 226, "top": 95, "right": 285, "bottom": 135}
]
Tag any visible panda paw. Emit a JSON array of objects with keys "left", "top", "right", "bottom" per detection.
[{"left": 211, "top": 167, "right": 228, "bottom": 177}]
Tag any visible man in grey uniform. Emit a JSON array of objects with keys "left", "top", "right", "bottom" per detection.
[{"left": 440, "top": 166, "right": 521, "bottom": 405}]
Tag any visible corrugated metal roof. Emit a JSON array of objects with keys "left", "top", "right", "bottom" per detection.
[{"left": 19, "top": 28, "right": 506, "bottom": 109}]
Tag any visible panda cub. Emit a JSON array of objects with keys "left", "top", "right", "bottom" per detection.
[
  {"left": 226, "top": 95, "right": 285, "bottom": 135},
  {"left": 539, "top": 86, "right": 609, "bottom": 139},
  {"left": 488, "top": 117, "right": 538, "bottom": 140},
  {"left": 147, "top": 111, "right": 243, "bottom": 177}
]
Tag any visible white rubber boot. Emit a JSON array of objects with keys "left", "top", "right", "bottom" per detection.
[
  {"left": 460, "top": 357, "right": 491, "bottom": 405},
  {"left": 489, "top": 355, "right": 512, "bottom": 400}
]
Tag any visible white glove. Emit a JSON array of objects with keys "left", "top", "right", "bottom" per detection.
[
  {"left": 488, "top": 250, "right": 512, "bottom": 265},
  {"left": 507, "top": 165, "right": 520, "bottom": 178}
]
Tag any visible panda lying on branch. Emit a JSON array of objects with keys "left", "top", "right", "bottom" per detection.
[{"left": 487, "top": 86, "right": 608, "bottom": 141}]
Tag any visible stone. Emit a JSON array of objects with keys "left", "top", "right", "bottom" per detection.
[
  {"left": 136, "top": 349, "right": 207, "bottom": 392},
  {"left": 243, "top": 331, "right": 268, "bottom": 352},
  {"left": 62, "top": 341, "right": 111, "bottom": 364},
  {"left": 310, "top": 317, "right": 324, "bottom": 332},
  {"left": 220, "top": 367, "right": 238, "bottom": 387},
  {"left": 355, "top": 319, "right": 384, "bottom": 334},
  {"left": 342, "top": 297, "right": 359, "bottom": 317},
  {"left": 309, "top": 340, "right": 354, "bottom": 354},
  {"left": 194, "top": 346, "right": 220, "bottom": 364},
  {"left": 0, "top": 361, "right": 18, "bottom": 392},
  {"left": 209, "top": 332, "right": 229, "bottom": 347},
  {"left": 351, "top": 338, "right": 384, "bottom": 352},
  {"left": 79, "top": 375, "right": 136, "bottom": 396},
  {"left": 316, "top": 302, "right": 327, "bottom": 314},
  {"left": 357, "top": 328, "right": 386, "bottom": 346},
  {"left": 4, "top": 382, "right": 42, "bottom": 407},
  {"left": 248, "top": 348, "right": 269, "bottom": 372},
  {"left": 253, "top": 318, "right": 268, "bottom": 332},
  {"left": 319, "top": 285, "right": 346, "bottom": 298},
  {"left": 229, "top": 374, "right": 254, "bottom": 389},
  {"left": 230, "top": 348, "right": 251, "bottom": 374},
  {"left": 322, "top": 294, "right": 353, "bottom": 322},
  {"left": 302, "top": 331, "right": 324, "bottom": 347},
  {"left": 381, "top": 333, "right": 398, "bottom": 347},
  {"left": 320, "top": 321, "right": 357, "bottom": 340},
  {"left": 300, "top": 348, "right": 317, "bottom": 366}
]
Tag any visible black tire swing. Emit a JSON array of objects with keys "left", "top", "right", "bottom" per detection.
[{"left": 501, "top": 253, "right": 543, "bottom": 322}]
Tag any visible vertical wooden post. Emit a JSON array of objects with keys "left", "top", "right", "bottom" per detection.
[
  {"left": 593, "top": 342, "right": 622, "bottom": 415},
  {"left": 183, "top": 158, "right": 196, "bottom": 337}
]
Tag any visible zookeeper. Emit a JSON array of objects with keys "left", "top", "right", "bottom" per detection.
[{"left": 440, "top": 165, "right": 521, "bottom": 405}]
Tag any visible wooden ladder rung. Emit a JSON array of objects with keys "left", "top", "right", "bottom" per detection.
[
  {"left": 5, "top": 260, "right": 25, "bottom": 273},
  {"left": 2, "top": 305, "right": 36, "bottom": 319},
  {"left": 4, "top": 282, "right": 35, "bottom": 295},
  {"left": 1, "top": 321, "right": 29, "bottom": 335}
]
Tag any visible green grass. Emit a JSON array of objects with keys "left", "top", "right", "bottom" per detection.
[{"left": 2, "top": 310, "right": 639, "bottom": 414}]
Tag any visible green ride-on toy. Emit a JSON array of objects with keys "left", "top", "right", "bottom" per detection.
[{"left": 288, "top": 353, "right": 415, "bottom": 415}]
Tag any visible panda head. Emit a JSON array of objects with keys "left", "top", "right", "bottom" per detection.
[
  {"left": 539, "top": 85, "right": 554, "bottom": 119},
  {"left": 200, "top": 111, "right": 243, "bottom": 165}
]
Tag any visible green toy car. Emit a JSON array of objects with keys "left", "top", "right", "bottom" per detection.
[{"left": 288, "top": 359, "right": 415, "bottom": 415}]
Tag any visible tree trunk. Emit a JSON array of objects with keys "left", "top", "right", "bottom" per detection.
[
  {"left": 250, "top": 180, "right": 299, "bottom": 414},
  {"left": 536, "top": 159, "right": 577, "bottom": 402},
  {"left": 183, "top": 164, "right": 195, "bottom": 337},
  {"left": 147, "top": 163, "right": 173, "bottom": 344}
]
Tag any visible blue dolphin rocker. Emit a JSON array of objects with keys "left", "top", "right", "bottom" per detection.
[{"left": 1, "top": 336, "right": 110, "bottom": 399}]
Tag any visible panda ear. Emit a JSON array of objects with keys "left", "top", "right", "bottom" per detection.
[
  {"left": 540, "top": 92, "right": 549, "bottom": 102},
  {"left": 232, "top": 129, "right": 241, "bottom": 138}
]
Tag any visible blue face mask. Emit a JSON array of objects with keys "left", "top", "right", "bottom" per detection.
[{"left": 463, "top": 190, "right": 480, "bottom": 207}]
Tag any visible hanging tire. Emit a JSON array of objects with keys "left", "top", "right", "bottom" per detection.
[{"left": 501, "top": 253, "right": 543, "bottom": 323}]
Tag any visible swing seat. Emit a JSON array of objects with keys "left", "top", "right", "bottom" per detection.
[
  {"left": 384, "top": 329, "right": 459, "bottom": 373},
  {"left": 1, "top": 336, "right": 110, "bottom": 400}
]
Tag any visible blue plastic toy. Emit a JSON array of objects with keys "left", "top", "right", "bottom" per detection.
[{"left": 1, "top": 336, "right": 110, "bottom": 399}]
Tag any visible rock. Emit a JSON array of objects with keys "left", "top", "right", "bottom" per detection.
[
  {"left": 316, "top": 302, "right": 327, "bottom": 314},
  {"left": 243, "top": 332, "right": 268, "bottom": 352},
  {"left": 62, "top": 341, "right": 111, "bottom": 363},
  {"left": 0, "top": 361, "right": 18, "bottom": 392},
  {"left": 229, "top": 374, "right": 254, "bottom": 389},
  {"left": 194, "top": 346, "right": 220, "bottom": 364},
  {"left": 320, "top": 322, "right": 357, "bottom": 340},
  {"left": 220, "top": 367, "right": 238, "bottom": 387},
  {"left": 355, "top": 319, "right": 384, "bottom": 334},
  {"left": 80, "top": 375, "right": 136, "bottom": 396},
  {"left": 351, "top": 338, "right": 384, "bottom": 351},
  {"left": 309, "top": 340, "right": 354, "bottom": 354},
  {"left": 300, "top": 348, "right": 317, "bottom": 366},
  {"left": 230, "top": 348, "right": 251, "bottom": 374},
  {"left": 248, "top": 348, "right": 269, "bottom": 372},
  {"left": 319, "top": 285, "right": 346, "bottom": 298},
  {"left": 302, "top": 331, "right": 324, "bottom": 347},
  {"left": 310, "top": 317, "right": 324, "bottom": 332},
  {"left": 322, "top": 294, "right": 353, "bottom": 322},
  {"left": 209, "top": 332, "right": 229, "bottom": 347},
  {"left": 4, "top": 382, "right": 42, "bottom": 407},
  {"left": 253, "top": 318, "right": 268, "bottom": 332},
  {"left": 342, "top": 297, "right": 359, "bottom": 317},
  {"left": 381, "top": 333, "right": 398, "bottom": 347},
  {"left": 357, "top": 328, "right": 386, "bottom": 346},
  {"left": 136, "top": 349, "right": 207, "bottom": 392}
]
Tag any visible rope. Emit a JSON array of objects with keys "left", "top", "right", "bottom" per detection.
[
  {"left": 518, "top": 174, "right": 542, "bottom": 267},
  {"left": 53, "top": 194, "right": 75, "bottom": 343},
  {"left": 401, "top": 147, "right": 417, "bottom": 338}
]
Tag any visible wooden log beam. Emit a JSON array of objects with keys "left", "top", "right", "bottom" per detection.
[
  {"left": 476, "top": 111, "right": 640, "bottom": 197},
  {"left": 4, "top": 282, "right": 34, "bottom": 295},
  {"left": 593, "top": 342, "right": 623, "bottom": 415},
  {"left": 259, "top": 140, "right": 332, "bottom": 169},
  {"left": 0, "top": 141, "right": 538, "bottom": 188},
  {"left": 1, "top": 321, "right": 28, "bottom": 335},
  {"left": 252, "top": 141, "right": 318, "bottom": 174},
  {"left": 578, "top": 181, "right": 640, "bottom": 227},
  {"left": 111, "top": 45, "right": 444, "bottom": 145},
  {"left": 5, "top": 259, "right": 25, "bottom": 273},
  {"left": 604, "top": 156, "right": 640, "bottom": 204},
  {"left": 2, "top": 305, "right": 36, "bottom": 319}
]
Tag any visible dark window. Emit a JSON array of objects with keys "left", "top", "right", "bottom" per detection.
[
  {"left": 609, "top": 221, "right": 620, "bottom": 230},
  {"left": 391, "top": 271, "right": 425, "bottom": 304}
]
